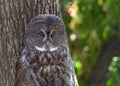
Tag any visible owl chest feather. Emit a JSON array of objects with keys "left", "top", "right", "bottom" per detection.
[
  {"left": 36, "top": 49, "right": 67, "bottom": 74},
  {"left": 23, "top": 46, "right": 72, "bottom": 85}
]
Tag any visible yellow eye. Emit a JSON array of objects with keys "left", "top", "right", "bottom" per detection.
[
  {"left": 38, "top": 31, "right": 44, "bottom": 36},
  {"left": 51, "top": 31, "right": 56, "bottom": 36}
]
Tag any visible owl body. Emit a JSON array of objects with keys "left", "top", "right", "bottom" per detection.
[{"left": 14, "top": 14, "right": 79, "bottom": 86}]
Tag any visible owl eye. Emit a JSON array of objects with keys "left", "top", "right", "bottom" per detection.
[
  {"left": 51, "top": 31, "right": 56, "bottom": 36},
  {"left": 38, "top": 31, "right": 44, "bottom": 36}
]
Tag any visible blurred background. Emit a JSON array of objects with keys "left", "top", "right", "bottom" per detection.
[{"left": 60, "top": 0, "right": 120, "bottom": 86}]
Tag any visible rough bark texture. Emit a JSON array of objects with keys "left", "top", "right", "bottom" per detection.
[
  {"left": 0, "top": 0, "right": 61, "bottom": 86},
  {"left": 87, "top": 35, "right": 120, "bottom": 86}
]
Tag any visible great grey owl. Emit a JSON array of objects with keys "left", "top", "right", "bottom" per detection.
[{"left": 14, "top": 14, "right": 79, "bottom": 86}]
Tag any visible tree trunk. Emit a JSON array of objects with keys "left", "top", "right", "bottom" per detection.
[
  {"left": 0, "top": 0, "right": 61, "bottom": 86},
  {"left": 87, "top": 35, "right": 120, "bottom": 86}
]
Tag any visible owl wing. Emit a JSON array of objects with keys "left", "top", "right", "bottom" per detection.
[
  {"left": 71, "top": 68, "right": 79, "bottom": 86},
  {"left": 14, "top": 49, "right": 40, "bottom": 86},
  {"left": 67, "top": 54, "right": 79, "bottom": 86}
]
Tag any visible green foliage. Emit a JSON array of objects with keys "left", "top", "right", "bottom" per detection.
[
  {"left": 106, "top": 56, "right": 120, "bottom": 86},
  {"left": 60, "top": 0, "right": 120, "bottom": 85}
]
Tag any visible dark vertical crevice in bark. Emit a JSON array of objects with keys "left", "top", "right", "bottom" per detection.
[{"left": 87, "top": 35, "right": 120, "bottom": 86}]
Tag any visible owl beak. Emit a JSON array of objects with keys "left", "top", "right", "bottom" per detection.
[{"left": 47, "top": 41, "right": 50, "bottom": 46}]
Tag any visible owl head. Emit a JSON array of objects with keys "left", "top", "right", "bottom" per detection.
[{"left": 25, "top": 14, "right": 66, "bottom": 52}]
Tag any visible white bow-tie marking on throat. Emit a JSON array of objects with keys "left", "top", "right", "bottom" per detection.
[{"left": 34, "top": 46, "right": 58, "bottom": 52}]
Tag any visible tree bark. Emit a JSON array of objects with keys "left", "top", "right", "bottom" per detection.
[
  {"left": 87, "top": 35, "right": 120, "bottom": 86},
  {"left": 0, "top": 0, "right": 61, "bottom": 86}
]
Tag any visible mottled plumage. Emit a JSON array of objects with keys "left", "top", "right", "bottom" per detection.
[{"left": 14, "top": 14, "right": 79, "bottom": 86}]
